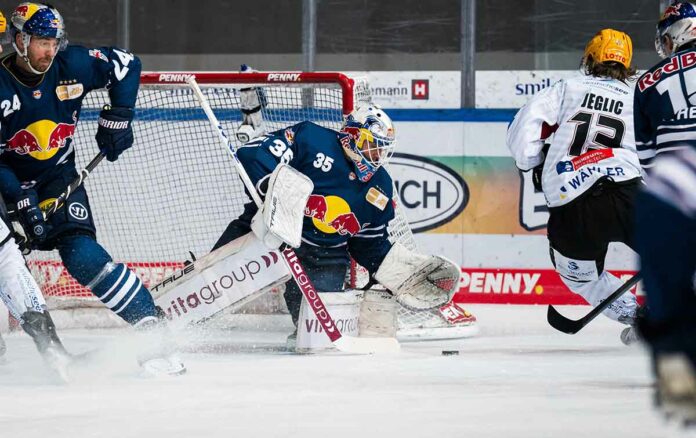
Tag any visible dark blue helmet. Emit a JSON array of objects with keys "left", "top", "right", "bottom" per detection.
[
  {"left": 656, "top": 1, "right": 696, "bottom": 58},
  {"left": 10, "top": 3, "right": 67, "bottom": 48}
]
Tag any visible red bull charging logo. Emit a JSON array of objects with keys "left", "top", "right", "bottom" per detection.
[
  {"left": 304, "top": 194, "right": 362, "bottom": 236},
  {"left": 6, "top": 119, "right": 75, "bottom": 160}
]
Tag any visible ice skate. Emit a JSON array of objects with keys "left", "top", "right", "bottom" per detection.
[
  {"left": 397, "top": 301, "right": 478, "bottom": 341},
  {"left": 655, "top": 353, "right": 696, "bottom": 424},
  {"left": 134, "top": 316, "right": 186, "bottom": 377},
  {"left": 21, "top": 311, "right": 72, "bottom": 381},
  {"left": 620, "top": 326, "right": 641, "bottom": 346}
]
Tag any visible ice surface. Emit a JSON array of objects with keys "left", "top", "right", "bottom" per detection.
[{"left": 0, "top": 305, "right": 693, "bottom": 438}]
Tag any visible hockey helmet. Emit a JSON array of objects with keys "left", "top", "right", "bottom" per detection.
[
  {"left": 9, "top": 3, "right": 67, "bottom": 74},
  {"left": 655, "top": 1, "right": 696, "bottom": 58},
  {"left": 583, "top": 29, "right": 633, "bottom": 69},
  {"left": 340, "top": 103, "right": 396, "bottom": 182}
]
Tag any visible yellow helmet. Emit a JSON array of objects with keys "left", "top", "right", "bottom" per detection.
[{"left": 583, "top": 29, "right": 633, "bottom": 68}]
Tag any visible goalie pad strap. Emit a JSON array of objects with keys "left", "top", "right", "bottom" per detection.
[{"left": 359, "top": 289, "right": 397, "bottom": 338}]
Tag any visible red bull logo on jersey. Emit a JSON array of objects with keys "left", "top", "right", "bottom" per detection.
[
  {"left": 6, "top": 120, "right": 75, "bottom": 160},
  {"left": 304, "top": 194, "right": 362, "bottom": 236}
]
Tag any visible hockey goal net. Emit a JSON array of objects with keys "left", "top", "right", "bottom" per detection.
[{"left": 22, "top": 71, "right": 467, "bottom": 338}]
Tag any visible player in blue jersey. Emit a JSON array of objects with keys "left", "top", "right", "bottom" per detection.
[
  {"left": 214, "top": 98, "right": 459, "bottom": 343},
  {"left": 634, "top": 1, "right": 696, "bottom": 170},
  {"left": 633, "top": 1, "right": 696, "bottom": 421},
  {"left": 634, "top": 147, "right": 696, "bottom": 423},
  {"left": 0, "top": 3, "right": 183, "bottom": 375}
]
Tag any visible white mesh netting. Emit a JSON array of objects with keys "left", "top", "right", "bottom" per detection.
[{"left": 20, "top": 72, "right": 459, "bottom": 337}]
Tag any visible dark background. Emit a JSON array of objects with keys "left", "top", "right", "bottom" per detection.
[{"left": 0, "top": 0, "right": 662, "bottom": 70}]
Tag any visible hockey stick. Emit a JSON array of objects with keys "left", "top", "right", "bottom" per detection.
[
  {"left": 8, "top": 152, "right": 105, "bottom": 220},
  {"left": 187, "top": 76, "right": 399, "bottom": 354},
  {"left": 9, "top": 152, "right": 105, "bottom": 250},
  {"left": 547, "top": 273, "right": 641, "bottom": 334},
  {"left": 42, "top": 152, "right": 106, "bottom": 219}
]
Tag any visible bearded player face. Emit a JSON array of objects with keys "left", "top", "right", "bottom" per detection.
[{"left": 18, "top": 34, "right": 59, "bottom": 73}]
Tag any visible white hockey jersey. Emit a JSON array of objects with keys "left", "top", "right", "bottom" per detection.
[{"left": 507, "top": 71, "right": 642, "bottom": 207}]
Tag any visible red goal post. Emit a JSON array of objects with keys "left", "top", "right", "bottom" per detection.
[{"left": 140, "top": 71, "right": 361, "bottom": 117}]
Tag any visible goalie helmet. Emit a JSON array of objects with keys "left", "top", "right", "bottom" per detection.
[
  {"left": 582, "top": 29, "right": 633, "bottom": 69},
  {"left": 655, "top": 1, "right": 696, "bottom": 59},
  {"left": 9, "top": 2, "right": 68, "bottom": 73},
  {"left": 340, "top": 103, "right": 396, "bottom": 182}
]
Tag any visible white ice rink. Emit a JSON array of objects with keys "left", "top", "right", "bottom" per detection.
[{"left": 1, "top": 305, "right": 694, "bottom": 438}]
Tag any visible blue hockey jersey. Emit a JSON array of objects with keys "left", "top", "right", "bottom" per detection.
[
  {"left": 0, "top": 45, "right": 141, "bottom": 202},
  {"left": 238, "top": 121, "right": 395, "bottom": 274},
  {"left": 634, "top": 47, "right": 696, "bottom": 169},
  {"left": 634, "top": 146, "right": 696, "bottom": 323}
]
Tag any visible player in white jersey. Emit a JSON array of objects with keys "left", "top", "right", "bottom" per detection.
[
  {"left": 0, "top": 8, "right": 71, "bottom": 373},
  {"left": 507, "top": 29, "right": 643, "bottom": 343},
  {"left": 0, "top": 192, "right": 72, "bottom": 372}
]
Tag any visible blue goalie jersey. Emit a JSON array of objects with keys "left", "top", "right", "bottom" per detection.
[
  {"left": 238, "top": 121, "right": 396, "bottom": 274},
  {"left": 634, "top": 47, "right": 696, "bottom": 169},
  {"left": 0, "top": 45, "right": 141, "bottom": 201}
]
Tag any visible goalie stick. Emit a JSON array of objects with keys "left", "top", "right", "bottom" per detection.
[
  {"left": 547, "top": 273, "right": 641, "bottom": 334},
  {"left": 187, "top": 76, "right": 399, "bottom": 354}
]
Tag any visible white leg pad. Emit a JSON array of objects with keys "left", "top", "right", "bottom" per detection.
[
  {"left": 0, "top": 240, "right": 45, "bottom": 320},
  {"left": 560, "top": 271, "right": 637, "bottom": 322},
  {"left": 296, "top": 290, "right": 362, "bottom": 353},
  {"left": 359, "top": 289, "right": 397, "bottom": 338}
]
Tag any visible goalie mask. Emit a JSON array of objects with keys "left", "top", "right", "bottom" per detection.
[
  {"left": 10, "top": 2, "right": 68, "bottom": 74},
  {"left": 655, "top": 1, "right": 696, "bottom": 59},
  {"left": 340, "top": 104, "right": 396, "bottom": 182}
]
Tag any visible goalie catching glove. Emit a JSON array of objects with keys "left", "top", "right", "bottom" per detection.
[
  {"left": 374, "top": 243, "right": 460, "bottom": 310},
  {"left": 251, "top": 164, "right": 314, "bottom": 249},
  {"left": 236, "top": 64, "right": 267, "bottom": 143}
]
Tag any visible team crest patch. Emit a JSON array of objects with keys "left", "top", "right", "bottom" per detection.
[
  {"left": 366, "top": 187, "right": 389, "bottom": 210},
  {"left": 284, "top": 128, "right": 295, "bottom": 144},
  {"left": 68, "top": 202, "right": 89, "bottom": 221},
  {"left": 32, "top": 90, "right": 41, "bottom": 99},
  {"left": 56, "top": 83, "right": 84, "bottom": 101},
  {"left": 88, "top": 49, "right": 109, "bottom": 63}
]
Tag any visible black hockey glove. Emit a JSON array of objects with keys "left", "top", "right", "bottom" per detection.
[
  {"left": 95, "top": 105, "right": 134, "bottom": 162},
  {"left": 532, "top": 162, "right": 544, "bottom": 192},
  {"left": 15, "top": 188, "right": 51, "bottom": 249},
  {"left": 532, "top": 143, "right": 552, "bottom": 192}
]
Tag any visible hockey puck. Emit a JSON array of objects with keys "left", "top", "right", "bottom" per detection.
[{"left": 441, "top": 350, "right": 459, "bottom": 356}]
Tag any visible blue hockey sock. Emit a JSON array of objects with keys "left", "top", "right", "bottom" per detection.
[
  {"left": 58, "top": 234, "right": 156, "bottom": 325},
  {"left": 90, "top": 263, "right": 157, "bottom": 325}
]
